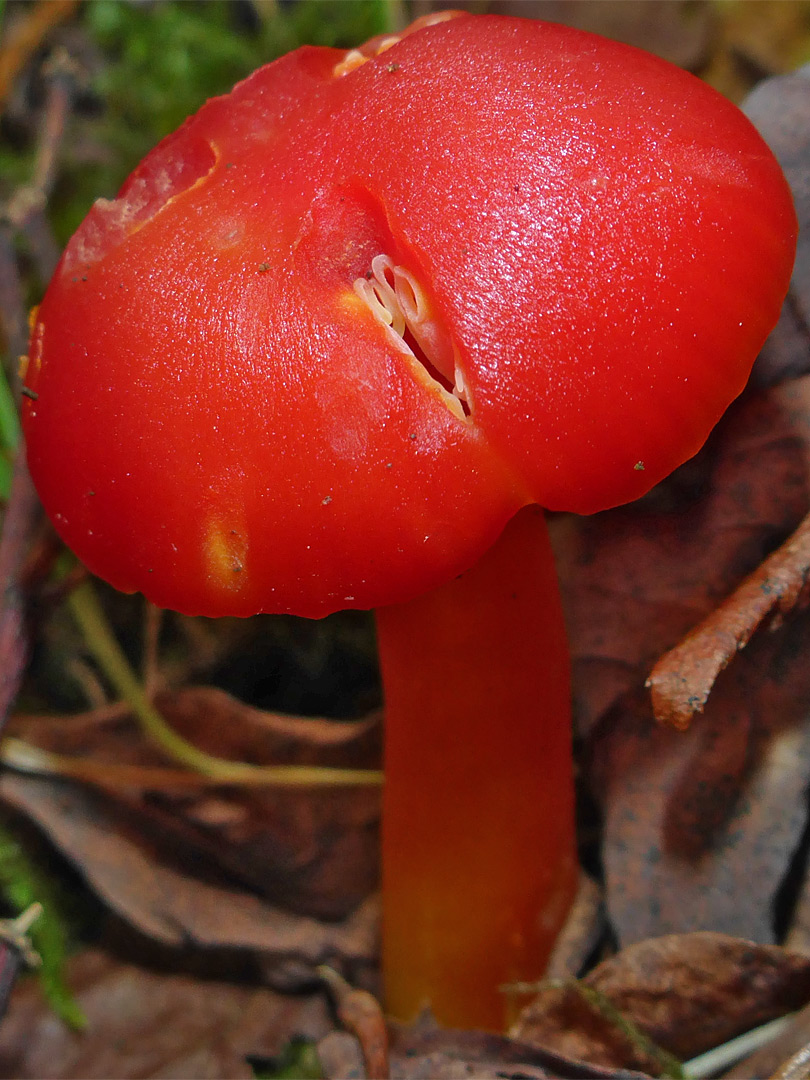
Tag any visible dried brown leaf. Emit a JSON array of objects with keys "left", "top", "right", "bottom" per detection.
[
  {"left": 499, "top": 0, "right": 713, "bottom": 69},
  {"left": 513, "top": 933, "right": 810, "bottom": 1072},
  {"left": 11, "top": 686, "right": 382, "bottom": 920},
  {"left": 512, "top": 982, "right": 670, "bottom": 1077},
  {"left": 745, "top": 64, "right": 810, "bottom": 388},
  {"left": 591, "top": 600, "right": 810, "bottom": 945},
  {"left": 544, "top": 873, "right": 606, "bottom": 982},
  {"left": 557, "top": 377, "right": 810, "bottom": 739},
  {"left": 584, "top": 934, "right": 810, "bottom": 1058},
  {"left": 0, "top": 948, "right": 333, "bottom": 1079},
  {"left": 422, "top": 0, "right": 714, "bottom": 69},
  {"left": 0, "top": 772, "right": 378, "bottom": 989},
  {"left": 648, "top": 511, "right": 810, "bottom": 729},
  {"left": 388, "top": 1027, "right": 651, "bottom": 1080},
  {"left": 553, "top": 366, "right": 810, "bottom": 947},
  {"left": 725, "top": 1000, "right": 810, "bottom": 1079}
]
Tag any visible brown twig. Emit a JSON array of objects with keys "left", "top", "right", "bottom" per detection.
[
  {"left": 35, "top": 556, "right": 86, "bottom": 609},
  {"left": 13, "top": 699, "right": 131, "bottom": 729},
  {"left": 772, "top": 1045, "right": 810, "bottom": 1080},
  {"left": 5, "top": 48, "right": 77, "bottom": 228},
  {"left": 1, "top": 736, "right": 241, "bottom": 791},
  {"left": 0, "top": 0, "right": 79, "bottom": 112},
  {"left": 1, "top": 45, "right": 77, "bottom": 379},
  {"left": 0, "top": 224, "right": 27, "bottom": 365},
  {"left": 319, "top": 965, "right": 390, "bottom": 1080},
  {"left": 4, "top": 48, "right": 78, "bottom": 298},
  {"left": 143, "top": 603, "right": 163, "bottom": 697},
  {"left": 647, "top": 511, "right": 810, "bottom": 730},
  {"left": 0, "top": 450, "right": 41, "bottom": 729},
  {"left": 0, "top": 41, "right": 78, "bottom": 735}
]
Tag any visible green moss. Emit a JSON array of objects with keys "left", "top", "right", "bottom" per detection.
[
  {"left": 50, "top": 0, "right": 392, "bottom": 241},
  {"left": 0, "top": 825, "right": 85, "bottom": 1029},
  {"left": 252, "top": 1037, "right": 323, "bottom": 1079}
]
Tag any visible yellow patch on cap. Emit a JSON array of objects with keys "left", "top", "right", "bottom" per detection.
[{"left": 205, "top": 519, "right": 248, "bottom": 592}]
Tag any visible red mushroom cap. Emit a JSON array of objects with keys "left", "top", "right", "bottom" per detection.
[{"left": 21, "top": 13, "right": 796, "bottom": 618}]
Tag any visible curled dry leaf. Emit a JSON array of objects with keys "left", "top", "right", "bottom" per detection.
[
  {"left": 388, "top": 1027, "right": 651, "bottom": 1080},
  {"left": 9, "top": 685, "right": 382, "bottom": 920},
  {"left": 512, "top": 933, "right": 810, "bottom": 1073},
  {"left": 0, "top": 457, "right": 42, "bottom": 735},
  {"left": 0, "top": 771, "right": 378, "bottom": 990},
  {"left": 592, "top": 601, "right": 810, "bottom": 945},
  {"left": 745, "top": 64, "right": 810, "bottom": 388},
  {"left": 543, "top": 873, "right": 606, "bottom": 982},
  {"left": 0, "top": 947, "right": 333, "bottom": 1079},
  {"left": 426, "top": 0, "right": 714, "bottom": 69}
]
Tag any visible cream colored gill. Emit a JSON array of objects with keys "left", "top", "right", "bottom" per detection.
[{"left": 352, "top": 254, "right": 470, "bottom": 423}]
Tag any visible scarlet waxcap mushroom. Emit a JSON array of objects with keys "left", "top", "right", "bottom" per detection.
[
  {"left": 20, "top": 11, "right": 797, "bottom": 1033},
  {"left": 21, "top": 13, "right": 796, "bottom": 620}
]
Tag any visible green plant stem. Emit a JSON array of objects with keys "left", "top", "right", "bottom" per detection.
[
  {"left": 0, "top": 363, "right": 20, "bottom": 500},
  {"left": 505, "top": 978, "right": 684, "bottom": 1080},
  {"left": 67, "top": 580, "right": 382, "bottom": 787},
  {"left": 573, "top": 983, "right": 685, "bottom": 1080},
  {"left": 0, "top": 364, "right": 19, "bottom": 453}
]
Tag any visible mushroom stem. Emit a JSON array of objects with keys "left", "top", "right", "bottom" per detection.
[{"left": 376, "top": 505, "right": 577, "bottom": 1030}]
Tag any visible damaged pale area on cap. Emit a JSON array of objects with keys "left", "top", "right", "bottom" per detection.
[
  {"left": 21, "top": 310, "right": 44, "bottom": 389},
  {"left": 62, "top": 136, "right": 220, "bottom": 275},
  {"left": 331, "top": 9, "right": 465, "bottom": 78}
]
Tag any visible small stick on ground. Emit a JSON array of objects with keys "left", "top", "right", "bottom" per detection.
[
  {"left": 318, "top": 965, "right": 389, "bottom": 1080},
  {"left": 648, "top": 511, "right": 810, "bottom": 730},
  {"left": 0, "top": 0, "right": 79, "bottom": 111},
  {"left": 143, "top": 603, "right": 163, "bottom": 698},
  {"left": 4, "top": 47, "right": 80, "bottom": 288},
  {"left": 0, "top": 40, "right": 79, "bottom": 736},
  {"left": 0, "top": 450, "right": 42, "bottom": 730}
]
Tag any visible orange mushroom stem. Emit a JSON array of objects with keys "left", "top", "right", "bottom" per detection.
[{"left": 377, "top": 506, "right": 576, "bottom": 1029}]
